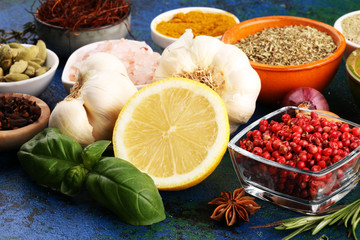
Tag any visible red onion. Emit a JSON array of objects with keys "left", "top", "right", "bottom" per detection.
[{"left": 281, "top": 87, "right": 329, "bottom": 111}]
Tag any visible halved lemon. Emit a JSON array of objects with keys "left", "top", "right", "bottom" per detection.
[{"left": 113, "top": 77, "right": 230, "bottom": 190}]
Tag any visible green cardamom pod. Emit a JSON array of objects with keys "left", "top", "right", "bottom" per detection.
[
  {"left": 27, "top": 60, "right": 42, "bottom": 70},
  {"left": 10, "top": 48, "right": 19, "bottom": 59},
  {"left": 24, "top": 66, "right": 35, "bottom": 77},
  {"left": 8, "top": 42, "right": 26, "bottom": 50},
  {"left": 0, "top": 45, "right": 12, "bottom": 62},
  {"left": 0, "top": 67, "right": 3, "bottom": 77},
  {"left": 35, "top": 66, "right": 50, "bottom": 76},
  {"left": 36, "top": 40, "right": 47, "bottom": 65},
  {"left": 4, "top": 73, "right": 30, "bottom": 82},
  {"left": 0, "top": 59, "right": 12, "bottom": 72},
  {"left": 16, "top": 45, "right": 39, "bottom": 61},
  {"left": 31, "top": 57, "right": 45, "bottom": 65},
  {"left": 9, "top": 60, "right": 28, "bottom": 74}
]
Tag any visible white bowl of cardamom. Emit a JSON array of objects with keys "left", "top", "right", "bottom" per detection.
[
  {"left": 334, "top": 10, "right": 360, "bottom": 59},
  {"left": 150, "top": 7, "right": 239, "bottom": 49},
  {"left": 0, "top": 42, "right": 59, "bottom": 96}
]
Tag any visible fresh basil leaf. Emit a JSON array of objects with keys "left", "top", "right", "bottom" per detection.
[
  {"left": 82, "top": 140, "right": 111, "bottom": 171},
  {"left": 17, "top": 128, "right": 83, "bottom": 189},
  {"left": 61, "top": 164, "right": 88, "bottom": 196},
  {"left": 85, "top": 157, "right": 166, "bottom": 226}
]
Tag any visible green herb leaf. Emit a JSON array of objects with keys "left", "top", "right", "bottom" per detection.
[
  {"left": 61, "top": 164, "right": 88, "bottom": 196},
  {"left": 82, "top": 140, "right": 111, "bottom": 171},
  {"left": 85, "top": 157, "right": 166, "bottom": 226},
  {"left": 17, "top": 128, "right": 83, "bottom": 189}
]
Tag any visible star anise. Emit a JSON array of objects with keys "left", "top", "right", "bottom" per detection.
[{"left": 208, "top": 188, "right": 261, "bottom": 226}]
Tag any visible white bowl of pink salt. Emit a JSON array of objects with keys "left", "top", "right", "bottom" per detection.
[{"left": 62, "top": 39, "right": 161, "bottom": 93}]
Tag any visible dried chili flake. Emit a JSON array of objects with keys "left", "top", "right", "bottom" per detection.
[
  {"left": 35, "top": 0, "right": 131, "bottom": 31},
  {"left": 234, "top": 25, "right": 337, "bottom": 66},
  {"left": 0, "top": 96, "right": 41, "bottom": 130}
]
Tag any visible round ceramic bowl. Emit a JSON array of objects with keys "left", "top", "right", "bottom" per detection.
[
  {"left": 150, "top": 7, "right": 239, "bottom": 49},
  {"left": 346, "top": 48, "right": 360, "bottom": 108},
  {"left": 0, "top": 44, "right": 59, "bottom": 96},
  {"left": 0, "top": 93, "right": 50, "bottom": 151},
  {"left": 334, "top": 10, "right": 360, "bottom": 60},
  {"left": 222, "top": 16, "right": 346, "bottom": 105},
  {"left": 62, "top": 39, "right": 161, "bottom": 93},
  {"left": 34, "top": 9, "right": 131, "bottom": 58}
]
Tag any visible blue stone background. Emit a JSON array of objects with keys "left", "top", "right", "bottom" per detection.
[{"left": 0, "top": 0, "right": 360, "bottom": 239}]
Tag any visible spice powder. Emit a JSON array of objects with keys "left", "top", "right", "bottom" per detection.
[
  {"left": 341, "top": 14, "right": 360, "bottom": 45},
  {"left": 156, "top": 11, "right": 237, "bottom": 38},
  {"left": 234, "top": 25, "right": 337, "bottom": 66}
]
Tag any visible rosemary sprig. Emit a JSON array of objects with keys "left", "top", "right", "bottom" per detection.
[
  {"left": 0, "top": 22, "right": 37, "bottom": 44},
  {"left": 252, "top": 199, "right": 360, "bottom": 240}
]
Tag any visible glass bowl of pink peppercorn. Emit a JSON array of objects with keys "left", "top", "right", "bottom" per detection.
[{"left": 228, "top": 106, "right": 360, "bottom": 215}]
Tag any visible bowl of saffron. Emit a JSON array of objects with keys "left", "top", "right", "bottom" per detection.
[
  {"left": 33, "top": 0, "right": 131, "bottom": 57},
  {"left": 150, "top": 7, "right": 239, "bottom": 49}
]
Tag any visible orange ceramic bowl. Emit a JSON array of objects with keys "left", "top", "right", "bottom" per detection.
[{"left": 222, "top": 16, "right": 346, "bottom": 105}]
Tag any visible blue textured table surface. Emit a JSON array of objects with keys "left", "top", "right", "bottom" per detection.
[{"left": 1, "top": 0, "right": 360, "bottom": 239}]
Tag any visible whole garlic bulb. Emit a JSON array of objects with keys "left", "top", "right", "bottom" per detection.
[
  {"left": 153, "top": 30, "right": 261, "bottom": 133},
  {"left": 49, "top": 52, "right": 137, "bottom": 146}
]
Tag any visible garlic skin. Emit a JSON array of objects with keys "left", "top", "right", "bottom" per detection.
[
  {"left": 153, "top": 30, "right": 261, "bottom": 133},
  {"left": 49, "top": 98, "right": 95, "bottom": 145},
  {"left": 49, "top": 52, "right": 137, "bottom": 146}
]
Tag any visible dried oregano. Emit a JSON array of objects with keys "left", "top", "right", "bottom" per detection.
[
  {"left": 341, "top": 13, "right": 360, "bottom": 45},
  {"left": 234, "top": 25, "right": 337, "bottom": 66}
]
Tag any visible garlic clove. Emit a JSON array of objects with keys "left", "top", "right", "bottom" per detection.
[
  {"left": 81, "top": 71, "right": 138, "bottom": 141},
  {"left": 79, "top": 52, "right": 128, "bottom": 83},
  {"left": 49, "top": 98, "right": 95, "bottom": 146}
]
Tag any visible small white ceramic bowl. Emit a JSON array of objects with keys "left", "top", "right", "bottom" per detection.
[
  {"left": 34, "top": 9, "right": 131, "bottom": 57},
  {"left": 62, "top": 39, "right": 160, "bottom": 93},
  {"left": 0, "top": 93, "right": 50, "bottom": 151},
  {"left": 0, "top": 44, "right": 59, "bottom": 96},
  {"left": 150, "top": 7, "right": 239, "bottom": 49},
  {"left": 334, "top": 10, "right": 360, "bottom": 59}
]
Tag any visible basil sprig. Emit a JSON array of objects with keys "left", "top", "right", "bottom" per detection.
[{"left": 17, "top": 128, "right": 166, "bottom": 226}]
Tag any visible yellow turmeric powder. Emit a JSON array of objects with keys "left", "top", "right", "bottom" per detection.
[{"left": 155, "top": 11, "right": 237, "bottom": 38}]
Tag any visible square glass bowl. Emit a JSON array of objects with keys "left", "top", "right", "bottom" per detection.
[{"left": 228, "top": 106, "right": 360, "bottom": 214}]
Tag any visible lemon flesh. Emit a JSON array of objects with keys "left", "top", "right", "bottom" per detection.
[{"left": 113, "top": 78, "right": 230, "bottom": 190}]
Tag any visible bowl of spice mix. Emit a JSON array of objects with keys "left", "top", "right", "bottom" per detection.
[
  {"left": 33, "top": 0, "right": 131, "bottom": 57},
  {"left": 0, "top": 93, "right": 50, "bottom": 151},
  {"left": 0, "top": 41, "right": 59, "bottom": 96},
  {"left": 222, "top": 16, "right": 346, "bottom": 105},
  {"left": 150, "top": 7, "right": 239, "bottom": 49},
  {"left": 334, "top": 10, "right": 360, "bottom": 59}
]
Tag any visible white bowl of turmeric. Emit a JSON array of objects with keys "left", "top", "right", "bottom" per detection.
[{"left": 150, "top": 7, "right": 239, "bottom": 49}]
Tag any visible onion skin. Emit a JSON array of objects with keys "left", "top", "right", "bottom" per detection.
[{"left": 281, "top": 87, "right": 329, "bottom": 111}]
